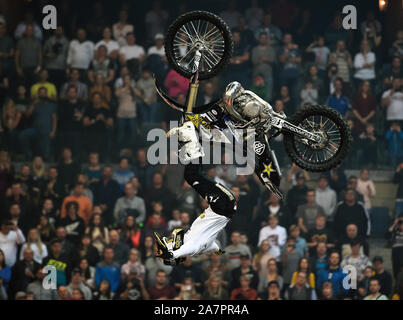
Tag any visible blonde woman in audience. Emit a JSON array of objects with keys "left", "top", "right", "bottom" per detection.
[
  {"left": 19, "top": 228, "right": 48, "bottom": 264},
  {"left": 356, "top": 168, "right": 376, "bottom": 210}
]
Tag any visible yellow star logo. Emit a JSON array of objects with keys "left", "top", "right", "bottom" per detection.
[{"left": 263, "top": 162, "right": 276, "bottom": 177}]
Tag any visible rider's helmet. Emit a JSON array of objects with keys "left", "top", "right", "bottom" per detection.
[{"left": 222, "top": 81, "right": 246, "bottom": 122}]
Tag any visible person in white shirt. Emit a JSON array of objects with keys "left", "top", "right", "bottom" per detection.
[
  {"left": 356, "top": 168, "right": 376, "bottom": 210},
  {"left": 14, "top": 11, "right": 43, "bottom": 40},
  {"left": 258, "top": 214, "right": 287, "bottom": 261},
  {"left": 353, "top": 40, "right": 376, "bottom": 89},
  {"left": 95, "top": 27, "right": 120, "bottom": 60},
  {"left": 67, "top": 28, "right": 95, "bottom": 71},
  {"left": 315, "top": 175, "right": 337, "bottom": 220},
  {"left": 0, "top": 220, "right": 26, "bottom": 267},
  {"left": 306, "top": 36, "right": 330, "bottom": 73},
  {"left": 147, "top": 33, "right": 166, "bottom": 57},
  {"left": 119, "top": 32, "right": 145, "bottom": 79},
  {"left": 381, "top": 77, "right": 403, "bottom": 121},
  {"left": 113, "top": 9, "right": 134, "bottom": 47},
  {"left": 19, "top": 228, "right": 48, "bottom": 264}
]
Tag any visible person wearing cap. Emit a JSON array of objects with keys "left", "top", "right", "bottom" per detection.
[
  {"left": 286, "top": 169, "right": 309, "bottom": 218},
  {"left": 372, "top": 256, "right": 393, "bottom": 297},
  {"left": 67, "top": 267, "right": 92, "bottom": 300},
  {"left": 229, "top": 254, "right": 259, "bottom": 293},
  {"left": 340, "top": 239, "right": 372, "bottom": 282},
  {"left": 147, "top": 33, "right": 166, "bottom": 57},
  {"left": 296, "top": 189, "right": 326, "bottom": 235},
  {"left": 0, "top": 219, "right": 25, "bottom": 267},
  {"left": 315, "top": 175, "right": 337, "bottom": 220}
]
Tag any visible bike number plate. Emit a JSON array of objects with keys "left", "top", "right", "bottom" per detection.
[{"left": 270, "top": 118, "right": 284, "bottom": 129}]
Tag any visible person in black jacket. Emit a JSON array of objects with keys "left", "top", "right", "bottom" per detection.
[
  {"left": 333, "top": 188, "right": 370, "bottom": 240},
  {"left": 59, "top": 201, "right": 85, "bottom": 246},
  {"left": 372, "top": 256, "right": 393, "bottom": 298},
  {"left": 8, "top": 248, "right": 41, "bottom": 299},
  {"left": 76, "top": 234, "right": 100, "bottom": 267},
  {"left": 394, "top": 163, "right": 403, "bottom": 219},
  {"left": 286, "top": 172, "right": 308, "bottom": 218},
  {"left": 229, "top": 254, "right": 259, "bottom": 293}
]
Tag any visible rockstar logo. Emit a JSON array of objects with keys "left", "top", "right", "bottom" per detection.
[{"left": 263, "top": 162, "right": 276, "bottom": 177}]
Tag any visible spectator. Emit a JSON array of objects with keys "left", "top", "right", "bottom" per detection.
[
  {"left": 119, "top": 32, "right": 145, "bottom": 80},
  {"left": 89, "top": 73, "right": 112, "bottom": 107},
  {"left": 112, "top": 9, "right": 134, "bottom": 47},
  {"left": 95, "top": 27, "right": 120, "bottom": 60},
  {"left": 57, "top": 147, "right": 81, "bottom": 193},
  {"left": 320, "top": 282, "right": 336, "bottom": 300},
  {"left": 386, "top": 122, "right": 403, "bottom": 168},
  {"left": 389, "top": 30, "right": 403, "bottom": 59},
  {"left": 299, "top": 80, "right": 318, "bottom": 107},
  {"left": 352, "top": 80, "right": 376, "bottom": 135},
  {"left": 394, "top": 163, "right": 403, "bottom": 219},
  {"left": 281, "top": 237, "right": 303, "bottom": 287},
  {"left": 14, "top": 11, "right": 42, "bottom": 40},
  {"left": 265, "top": 280, "right": 282, "bottom": 300},
  {"left": 43, "top": 26, "right": 69, "bottom": 90},
  {"left": 230, "top": 274, "right": 257, "bottom": 300},
  {"left": 77, "top": 257, "right": 95, "bottom": 289},
  {"left": 372, "top": 256, "right": 393, "bottom": 297},
  {"left": 121, "top": 248, "right": 145, "bottom": 281},
  {"left": 136, "top": 69, "right": 160, "bottom": 124},
  {"left": 229, "top": 254, "right": 259, "bottom": 293},
  {"left": 60, "top": 69, "right": 89, "bottom": 101},
  {"left": 257, "top": 214, "right": 287, "bottom": 262},
  {"left": 0, "top": 22, "right": 15, "bottom": 78},
  {"left": 251, "top": 33, "right": 275, "bottom": 98},
  {"left": 60, "top": 183, "right": 93, "bottom": 226},
  {"left": 286, "top": 171, "right": 308, "bottom": 218},
  {"left": 2, "top": 99, "right": 22, "bottom": 155},
  {"left": 92, "top": 279, "right": 113, "bottom": 300},
  {"left": 36, "top": 215, "right": 56, "bottom": 246},
  {"left": 338, "top": 223, "right": 370, "bottom": 259},
  {"left": 119, "top": 214, "right": 142, "bottom": 249},
  {"left": 284, "top": 271, "right": 317, "bottom": 300},
  {"left": 245, "top": 0, "right": 264, "bottom": 32},
  {"left": 144, "top": 172, "right": 175, "bottom": 217},
  {"left": 95, "top": 247, "right": 121, "bottom": 293},
  {"left": 291, "top": 257, "right": 315, "bottom": 288},
  {"left": 252, "top": 240, "right": 275, "bottom": 276},
  {"left": 66, "top": 28, "right": 95, "bottom": 75},
  {"left": 0, "top": 220, "right": 25, "bottom": 267},
  {"left": 340, "top": 240, "right": 372, "bottom": 282},
  {"left": 381, "top": 77, "right": 403, "bottom": 124},
  {"left": 8, "top": 248, "right": 41, "bottom": 299},
  {"left": 202, "top": 275, "right": 229, "bottom": 300},
  {"left": 0, "top": 249, "right": 11, "bottom": 293},
  {"left": 19, "top": 87, "right": 57, "bottom": 160},
  {"left": 317, "top": 251, "right": 347, "bottom": 298},
  {"left": 31, "top": 69, "right": 57, "bottom": 101},
  {"left": 326, "top": 78, "right": 351, "bottom": 117},
  {"left": 67, "top": 268, "right": 92, "bottom": 300},
  {"left": 364, "top": 278, "right": 388, "bottom": 300},
  {"left": 26, "top": 268, "right": 58, "bottom": 300},
  {"left": 19, "top": 228, "right": 48, "bottom": 264},
  {"left": 304, "top": 64, "right": 326, "bottom": 104},
  {"left": 315, "top": 175, "right": 337, "bottom": 221},
  {"left": 353, "top": 40, "right": 376, "bottom": 90},
  {"left": 83, "top": 153, "right": 102, "bottom": 186},
  {"left": 288, "top": 225, "right": 308, "bottom": 257},
  {"left": 83, "top": 92, "right": 114, "bottom": 160},
  {"left": 306, "top": 36, "right": 330, "bottom": 77},
  {"left": 59, "top": 201, "right": 86, "bottom": 246},
  {"left": 222, "top": 29, "right": 251, "bottom": 88},
  {"left": 88, "top": 46, "right": 115, "bottom": 85},
  {"left": 277, "top": 33, "right": 302, "bottom": 110},
  {"left": 145, "top": 1, "right": 169, "bottom": 44},
  {"left": 148, "top": 269, "right": 176, "bottom": 300},
  {"left": 296, "top": 189, "right": 326, "bottom": 235},
  {"left": 76, "top": 234, "right": 100, "bottom": 267},
  {"left": 114, "top": 182, "right": 146, "bottom": 227},
  {"left": 109, "top": 230, "right": 129, "bottom": 266},
  {"left": 324, "top": 164, "right": 347, "bottom": 196},
  {"left": 356, "top": 168, "right": 376, "bottom": 211},
  {"left": 170, "top": 256, "right": 205, "bottom": 292},
  {"left": 306, "top": 215, "right": 336, "bottom": 256},
  {"left": 309, "top": 241, "right": 328, "bottom": 280},
  {"left": 328, "top": 40, "right": 353, "bottom": 94},
  {"left": 85, "top": 213, "right": 109, "bottom": 255},
  {"left": 15, "top": 24, "right": 42, "bottom": 88},
  {"left": 57, "top": 286, "right": 70, "bottom": 300}
]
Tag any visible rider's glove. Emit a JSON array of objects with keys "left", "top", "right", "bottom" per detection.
[{"left": 167, "top": 121, "right": 205, "bottom": 162}]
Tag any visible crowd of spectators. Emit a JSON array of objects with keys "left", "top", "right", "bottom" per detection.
[{"left": 0, "top": 0, "right": 402, "bottom": 301}]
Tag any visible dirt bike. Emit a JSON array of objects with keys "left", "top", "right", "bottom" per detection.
[{"left": 155, "top": 10, "right": 352, "bottom": 178}]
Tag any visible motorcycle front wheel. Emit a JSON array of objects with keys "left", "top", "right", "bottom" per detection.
[
  {"left": 164, "top": 10, "right": 233, "bottom": 80},
  {"left": 283, "top": 105, "right": 352, "bottom": 172}
]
